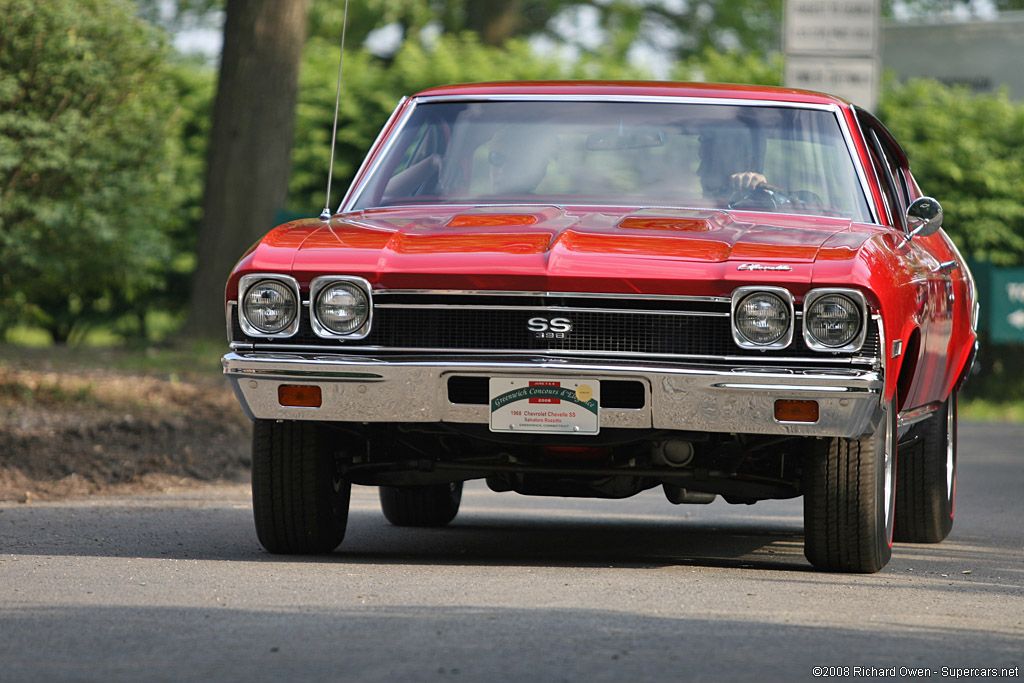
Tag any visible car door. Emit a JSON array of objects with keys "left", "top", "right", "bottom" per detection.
[{"left": 859, "top": 112, "right": 959, "bottom": 409}]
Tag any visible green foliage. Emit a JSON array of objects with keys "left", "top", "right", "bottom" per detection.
[
  {"left": 0, "top": 0, "right": 208, "bottom": 343},
  {"left": 672, "top": 47, "right": 783, "bottom": 86},
  {"left": 878, "top": 77, "right": 1024, "bottom": 266},
  {"left": 287, "top": 33, "right": 649, "bottom": 212},
  {"left": 307, "top": 1, "right": 783, "bottom": 62}
]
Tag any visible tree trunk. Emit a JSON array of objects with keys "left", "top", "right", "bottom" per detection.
[
  {"left": 465, "top": 1, "right": 524, "bottom": 46},
  {"left": 184, "top": 0, "right": 310, "bottom": 340}
]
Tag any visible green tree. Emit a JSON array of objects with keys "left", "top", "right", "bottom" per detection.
[
  {"left": 0, "top": 0, "right": 192, "bottom": 343},
  {"left": 878, "top": 77, "right": 1024, "bottom": 266},
  {"left": 308, "top": 0, "right": 784, "bottom": 60}
]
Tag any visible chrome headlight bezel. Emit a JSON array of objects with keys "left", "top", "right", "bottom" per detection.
[
  {"left": 238, "top": 274, "right": 301, "bottom": 338},
  {"left": 310, "top": 276, "right": 373, "bottom": 339},
  {"left": 803, "top": 288, "right": 868, "bottom": 352},
  {"left": 731, "top": 286, "right": 794, "bottom": 350}
]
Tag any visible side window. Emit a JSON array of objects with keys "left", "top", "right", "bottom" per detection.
[
  {"left": 864, "top": 129, "right": 907, "bottom": 231},
  {"left": 874, "top": 131, "right": 911, "bottom": 214},
  {"left": 863, "top": 140, "right": 897, "bottom": 228}
]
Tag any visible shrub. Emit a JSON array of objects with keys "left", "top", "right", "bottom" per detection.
[
  {"left": 878, "top": 77, "right": 1024, "bottom": 266},
  {"left": 0, "top": 0, "right": 196, "bottom": 342}
]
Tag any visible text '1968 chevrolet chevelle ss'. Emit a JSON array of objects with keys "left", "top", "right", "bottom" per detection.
[{"left": 223, "top": 82, "right": 978, "bottom": 573}]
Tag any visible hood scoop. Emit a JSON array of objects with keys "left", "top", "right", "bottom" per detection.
[
  {"left": 617, "top": 209, "right": 733, "bottom": 232},
  {"left": 447, "top": 213, "right": 538, "bottom": 227},
  {"left": 445, "top": 206, "right": 568, "bottom": 229}
]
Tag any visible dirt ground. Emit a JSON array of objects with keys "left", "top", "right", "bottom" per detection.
[{"left": 0, "top": 348, "right": 251, "bottom": 502}]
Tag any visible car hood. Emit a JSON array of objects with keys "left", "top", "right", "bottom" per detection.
[{"left": 244, "top": 206, "right": 874, "bottom": 294}]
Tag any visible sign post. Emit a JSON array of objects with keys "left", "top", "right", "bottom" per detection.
[{"left": 784, "top": 0, "right": 881, "bottom": 111}]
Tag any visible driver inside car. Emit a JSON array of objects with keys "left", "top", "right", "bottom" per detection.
[{"left": 696, "top": 130, "right": 774, "bottom": 201}]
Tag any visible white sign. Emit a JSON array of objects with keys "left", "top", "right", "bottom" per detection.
[
  {"left": 489, "top": 378, "right": 600, "bottom": 435},
  {"left": 1009, "top": 309, "right": 1024, "bottom": 330},
  {"left": 1007, "top": 282, "right": 1024, "bottom": 303},
  {"left": 785, "top": 0, "right": 880, "bottom": 54},
  {"left": 785, "top": 55, "right": 879, "bottom": 111}
]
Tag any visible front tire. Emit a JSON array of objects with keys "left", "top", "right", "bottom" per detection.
[
  {"left": 379, "top": 482, "right": 463, "bottom": 527},
  {"left": 803, "top": 400, "right": 897, "bottom": 573},
  {"left": 894, "top": 393, "right": 956, "bottom": 542},
  {"left": 251, "top": 420, "right": 351, "bottom": 554}
]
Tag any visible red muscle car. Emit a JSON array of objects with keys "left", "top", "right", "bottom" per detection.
[{"left": 223, "top": 82, "right": 978, "bottom": 573}]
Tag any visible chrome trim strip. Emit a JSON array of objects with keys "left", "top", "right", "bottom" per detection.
[
  {"left": 410, "top": 93, "right": 844, "bottom": 109},
  {"left": 354, "top": 200, "right": 860, "bottom": 221},
  {"left": 712, "top": 383, "right": 873, "bottom": 393},
  {"left": 375, "top": 303, "right": 729, "bottom": 317},
  {"left": 342, "top": 94, "right": 875, "bottom": 222},
  {"left": 374, "top": 289, "right": 731, "bottom": 304},
  {"left": 225, "top": 301, "right": 236, "bottom": 345},
  {"left": 340, "top": 96, "right": 410, "bottom": 211},
  {"left": 228, "top": 342, "right": 878, "bottom": 365},
  {"left": 897, "top": 402, "right": 941, "bottom": 429},
  {"left": 840, "top": 110, "right": 882, "bottom": 226},
  {"left": 875, "top": 315, "right": 887, "bottom": 406}
]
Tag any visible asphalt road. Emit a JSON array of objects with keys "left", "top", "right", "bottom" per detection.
[{"left": 1, "top": 422, "right": 1022, "bottom": 683}]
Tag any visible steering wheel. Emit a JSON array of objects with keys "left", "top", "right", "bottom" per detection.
[
  {"left": 789, "top": 190, "right": 824, "bottom": 210},
  {"left": 727, "top": 185, "right": 786, "bottom": 211}
]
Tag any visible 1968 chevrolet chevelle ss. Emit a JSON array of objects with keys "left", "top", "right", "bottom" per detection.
[{"left": 223, "top": 82, "right": 978, "bottom": 573}]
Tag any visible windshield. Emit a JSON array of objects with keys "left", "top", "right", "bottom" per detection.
[{"left": 349, "top": 99, "right": 872, "bottom": 221}]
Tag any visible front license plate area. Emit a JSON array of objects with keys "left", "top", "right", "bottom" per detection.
[{"left": 489, "top": 378, "right": 600, "bottom": 434}]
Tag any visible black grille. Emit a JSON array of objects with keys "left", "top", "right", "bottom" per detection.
[
  {"left": 368, "top": 308, "right": 734, "bottom": 356},
  {"left": 230, "top": 295, "right": 880, "bottom": 362}
]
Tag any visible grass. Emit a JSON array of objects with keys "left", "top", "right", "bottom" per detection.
[
  {"left": 0, "top": 373, "right": 97, "bottom": 407},
  {"left": 960, "top": 398, "right": 1024, "bottom": 423},
  {"left": 0, "top": 339, "right": 227, "bottom": 380}
]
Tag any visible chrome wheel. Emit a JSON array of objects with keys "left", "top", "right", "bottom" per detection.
[
  {"left": 945, "top": 400, "right": 955, "bottom": 501},
  {"left": 884, "top": 410, "right": 896, "bottom": 538}
]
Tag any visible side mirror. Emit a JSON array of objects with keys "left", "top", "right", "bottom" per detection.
[{"left": 906, "top": 197, "right": 943, "bottom": 240}]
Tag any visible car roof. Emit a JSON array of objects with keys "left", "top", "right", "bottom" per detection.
[{"left": 410, "top": 81, "right": 851, "bottom": 108}]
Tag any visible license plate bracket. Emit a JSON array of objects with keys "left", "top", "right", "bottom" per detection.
[{"left": 489, "top": 378, "right": 600, "bottom": 434}]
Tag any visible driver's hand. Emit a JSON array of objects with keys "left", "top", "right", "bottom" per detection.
[{"left": 729, "top": 172, "right": 767, "bottom": 191}]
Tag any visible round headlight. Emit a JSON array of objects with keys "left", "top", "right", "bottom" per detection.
[
  {"left": 315, "top": 282, "right": 369, "bottom": 335},
  {"left": 806, "top": 294, "right": 862, "bottom": 348},
  {"left": 242, "top": 279, "right": 297, "bottom": 334},
  {"left": 735, "top": 292, "right": 791, "bottom": 346}
]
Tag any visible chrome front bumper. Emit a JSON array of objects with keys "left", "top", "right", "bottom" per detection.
[{"left": 223, "top": 352, "right": 884, "bottom": 439}]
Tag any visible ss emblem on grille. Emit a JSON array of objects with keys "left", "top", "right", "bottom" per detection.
[{"left": 528, "top": 316, "right": 572, "bottom": 339}]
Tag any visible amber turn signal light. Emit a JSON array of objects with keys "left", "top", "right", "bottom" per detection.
[
  {"left": 774, "top": 399, "right": 819, "bottom": 423},
  {"left": 278, "top": 385, "right": 322, "bottom": 408}
]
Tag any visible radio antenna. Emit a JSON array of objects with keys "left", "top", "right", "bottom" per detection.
[{"left": 320, "top": 0, "right": 351, "bottom": 220}]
